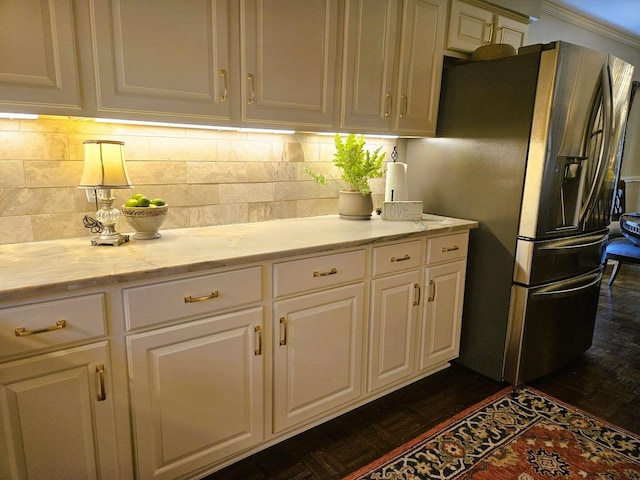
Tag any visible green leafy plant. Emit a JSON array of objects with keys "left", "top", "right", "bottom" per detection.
[{"left": 305, "top": 134, "right": 386, "bottom": 195}]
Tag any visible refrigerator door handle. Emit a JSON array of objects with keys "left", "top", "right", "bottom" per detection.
[
  {"left": 538, "top": 232, "right": 608, "bottom": 251},
  {"left": 532, "top": 270, "right": 603, "bottom": 299},
  {"left": 581, "top": 63, "right": 614, "bottom": 224}
]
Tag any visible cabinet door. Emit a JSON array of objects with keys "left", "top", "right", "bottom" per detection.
[
  {"left": 340, "top": 0, "right": 399, "bottom": 132},
  {"left": 446, "top": 0, "right": 494, "bottom": 52},
  {"left": 495, "top": 15, "right": 529, "bottom": 50},
  {"left": 0, "top": 0, "right": 82, "bottom": 114},
  {"left": 91, "top": 0, "right": 235, "bottom": 123},
  {"left": 394, "top": 0, "right": 447, "bottom": 136},
  {"left": 273, "top": 283, "right": 364, "bottom": 432},
  {"left": 127, "top": 308, "right": 264, "bottom": 480},
  {"left": 419, "top": 260, "right": 466, "bottom": 371},
  {"left": 368, "top": 271, "right": 420, "bottom": 392},
  {"left": 0, "top": 342, "right": 120, "bottom": 480},
  {"left": 241, "top": 0, "right": 338, "bottom": 128}
]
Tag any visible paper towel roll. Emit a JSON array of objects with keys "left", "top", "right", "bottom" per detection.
[{"left": 384, "top": 162, "right": 408, "bottom": 202}]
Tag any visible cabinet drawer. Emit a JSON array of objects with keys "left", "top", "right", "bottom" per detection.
[
  {"left": 0, "top": 294, "right": 106, "bottom": 359},
  {"left": 372, "top": 241, "right": 423, "bottom": 277},
  {"left": 273, "top": 250, "right": 366, "bottom": 298},
  {"left": 426, "top": 233, "right": 469, "bottom": 265},
  {"left": 124, "top": 266, "right": 263, "bottom": 330}
]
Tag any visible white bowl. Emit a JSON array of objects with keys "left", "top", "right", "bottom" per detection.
[{"left": 121, "top": 205, "right": 168, "bottom": 240}]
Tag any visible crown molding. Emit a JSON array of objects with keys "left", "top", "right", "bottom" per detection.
[{"left": 542, "top": 0, "right": 640, "bottom": 50}]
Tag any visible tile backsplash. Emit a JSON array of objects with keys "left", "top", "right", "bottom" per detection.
[{"left": 0, "top": 116, "right": 399, "bottom": 245}]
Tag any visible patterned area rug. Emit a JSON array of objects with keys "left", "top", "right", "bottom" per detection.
[{"left": 344, "top": 387, "right": 640, "bottom": 479}]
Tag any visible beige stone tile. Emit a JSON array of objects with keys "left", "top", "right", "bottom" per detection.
[
  {"left": 190, "top": 203, "right": 249, "bottom": 226},
  {"left": 0, "top": 188, "right": 76, "bottom": 216},
  {"left": 31, "top": 213, "right": 89, "bottom": 241},
  {"left": 0, "top": 131, "right": 68, "bottom": 160},
  {"left": 66, "top": 134, "right": 150, "bottom": 161},
  {"left": 298, "top": 161, "right": 340, "bottom": 182},
  {"left": 187, "top": 161, "right": 248, "bottom": 184},
  {"left": 126, "top": 161, "right": 188, "bottom": 185},
  {"left": 248, "top": 201, "right": 297, "bottom": 222},
  {"left": 217, "top": 139, "right": 275, "bottom": 162},
  {"left": 219, "top": 183, "right": 274, "bottom": 204},
  {"left": 0, "top": 161, "right": 25, "bottom": 188},
  {"left": 0, "top": 216, "right": 33, "bottom": 244},
  {"left": 149, "top": 136, "right": 218, "bottom": 161},
  {"left": 297, "top": 198, "right": 338, "bottom": 217},
  {"left": 247, "top": 162, "right": 296, "bottom": 182},
  {"left": 25, "top": 161, "right": 84, "bottom": 187}
]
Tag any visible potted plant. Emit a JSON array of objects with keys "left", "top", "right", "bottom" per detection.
[{"left": 305, "top": 134, "right": 386, "bottom": 219}]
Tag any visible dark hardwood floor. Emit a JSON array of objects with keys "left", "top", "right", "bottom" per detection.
[{"left": 204, "top": 262, "right": 639, "bottom": 480}]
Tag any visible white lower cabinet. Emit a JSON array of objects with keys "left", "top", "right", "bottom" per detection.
[
  {"left": 0, "top": 342, "right": 120, "bottom": 480},
  {"left": 127, "top": 307, "right": 264, "bottom": 480},
  {"left": 368, "top": 270, "right": 420, "bottom": 391},
  {"left": 273, "top": 283, "right": 365, "bottom": 432},
  {"left": 419, "top": 233, "right": 468, "bottom": 371}
]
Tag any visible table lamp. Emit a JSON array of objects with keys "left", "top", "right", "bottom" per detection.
[{"left": 78, "top": 140, "right": 133, "bottom": 246}]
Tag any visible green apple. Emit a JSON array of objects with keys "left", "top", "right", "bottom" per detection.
[
  {"left": 151, "top": 198, "right": 166, "bottom": 206},
  {"left": 137, "top": 196, "right": 151, "bottom": 207}
]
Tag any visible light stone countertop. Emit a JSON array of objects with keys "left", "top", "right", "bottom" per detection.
[{"left": 0, "top": 214, "right": 477, "bottom": 302}]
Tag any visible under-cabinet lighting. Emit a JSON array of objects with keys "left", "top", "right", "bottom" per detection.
[
  {"left": 95, "top": 118, "right": 240, "bottom": 131},
  {"left": 0, "top": 112, "right": 39, "bottom": 120},
  {"left": 237, "top": 127, "right": 296, "bottom": 134},
  {"left": 317, "top": 132, "right": 399, "bottom": 139}
]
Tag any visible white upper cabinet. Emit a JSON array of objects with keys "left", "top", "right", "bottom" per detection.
[
  {"left": 447, "top": 0, "right": 529, "bottom": 53},
  {"left": 0, "top": 0, "right": 82, "bottom": 115},
  {"left": 90, "top": 0, "right": 237, "bottom": 124},
  {"left": 340, "top": 0, "right": 447, "bottom": 136},
  {"left": 240, "top": 0, "right": 339, "bottom": 130}
]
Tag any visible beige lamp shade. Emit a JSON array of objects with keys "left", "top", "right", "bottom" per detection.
[{"left": 79, "top": 140, "right": 132, "bottom": 189}]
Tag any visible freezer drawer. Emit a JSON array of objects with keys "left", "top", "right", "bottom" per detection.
[
  {"left": 513, "top": 230, "right": 607, "bottom": 285},
  {"left": 503, "top": 267, "right": 602, "bottom": 385}
]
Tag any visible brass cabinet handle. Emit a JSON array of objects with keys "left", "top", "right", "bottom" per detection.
[
  {"left": 15, "top": 319, "right": 66, "bottom": 337},
  {"left": 279, "top": 317, "right": 287, "bottom": 346},
  {"left": 485, "top": 22, "right": 494, "bottom": 44},
  {"left": 219, "top": 69, "right": 228, "bottom": 102},
  {"left": 400, "top": 94, "right": 408, "bottom": 118},
  {"left": 96, "top": 364, "right": 106, "bottom": 401},
  {"left": 497, "top": 26, "right": 505, "bottom": 43},
  {"left": 427, "top": 280, "right": 436, "bottom": 302},
  {"left": 413, "top": 283, "right": 421, "bottom": 306},
  {"left": 254, "top": 326, "right": 262, "bottom": 356},
  {"left": 441, "top": 245, "right": 459, "bottom": 253},
  {"left": 313, "top": 267, "right": 337, "bottom": 277},
  {"left": 247, "top": 73, "right": 255, "bottom": 104},
  {"left": 391, "top": 254, "right": 411, "bottom": 262},
  {"left": 384, "top": 92, "right": 392, "bottom": 118},
  {"left": 184, "top": 290, "right": 219, "bottom": 303}
]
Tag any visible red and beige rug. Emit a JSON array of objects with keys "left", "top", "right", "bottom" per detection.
[{"left": 345, "top": 387, "right": 640, "bottom": 479}]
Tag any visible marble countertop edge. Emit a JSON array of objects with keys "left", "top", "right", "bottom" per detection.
[{"left": 0, "top": 214, "right": 477, "bottom": 302}]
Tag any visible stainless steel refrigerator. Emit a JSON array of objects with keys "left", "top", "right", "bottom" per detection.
[{"left": 405, "top": 41, "right": 634, "bottom": 385}]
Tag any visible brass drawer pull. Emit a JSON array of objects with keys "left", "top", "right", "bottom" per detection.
[
  {"left": 184, "top": 290, "right": 219, "bottom": 303},
  {"left": 313, "top": 267, "right": 337, "bottom": 277},
  {"left": 413, "top": 283, "right": 421, "bottom": 306},
  {"left": 441, "top": 245, "right": 459, "bottom": 253},
  {"left": 15, "top": 320, "right": 66, "bottom": 337},
  {"left": 219, "top": 69, "right": 228, "bottom": 102},
  {"left": 428, "top": 280, "right": 436, "bottom": 302},
  {"left": 254, "top": 326, "right": 262, "bottom": 356},
  {"left": 279, "top": 317, "right": 287, "bottom": 346},
  {"left": 96, "top": 364, "right": 106, "bottom": 401},
  {"left": 391, "top": 254, "right": 411, "bottom": 262}
]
